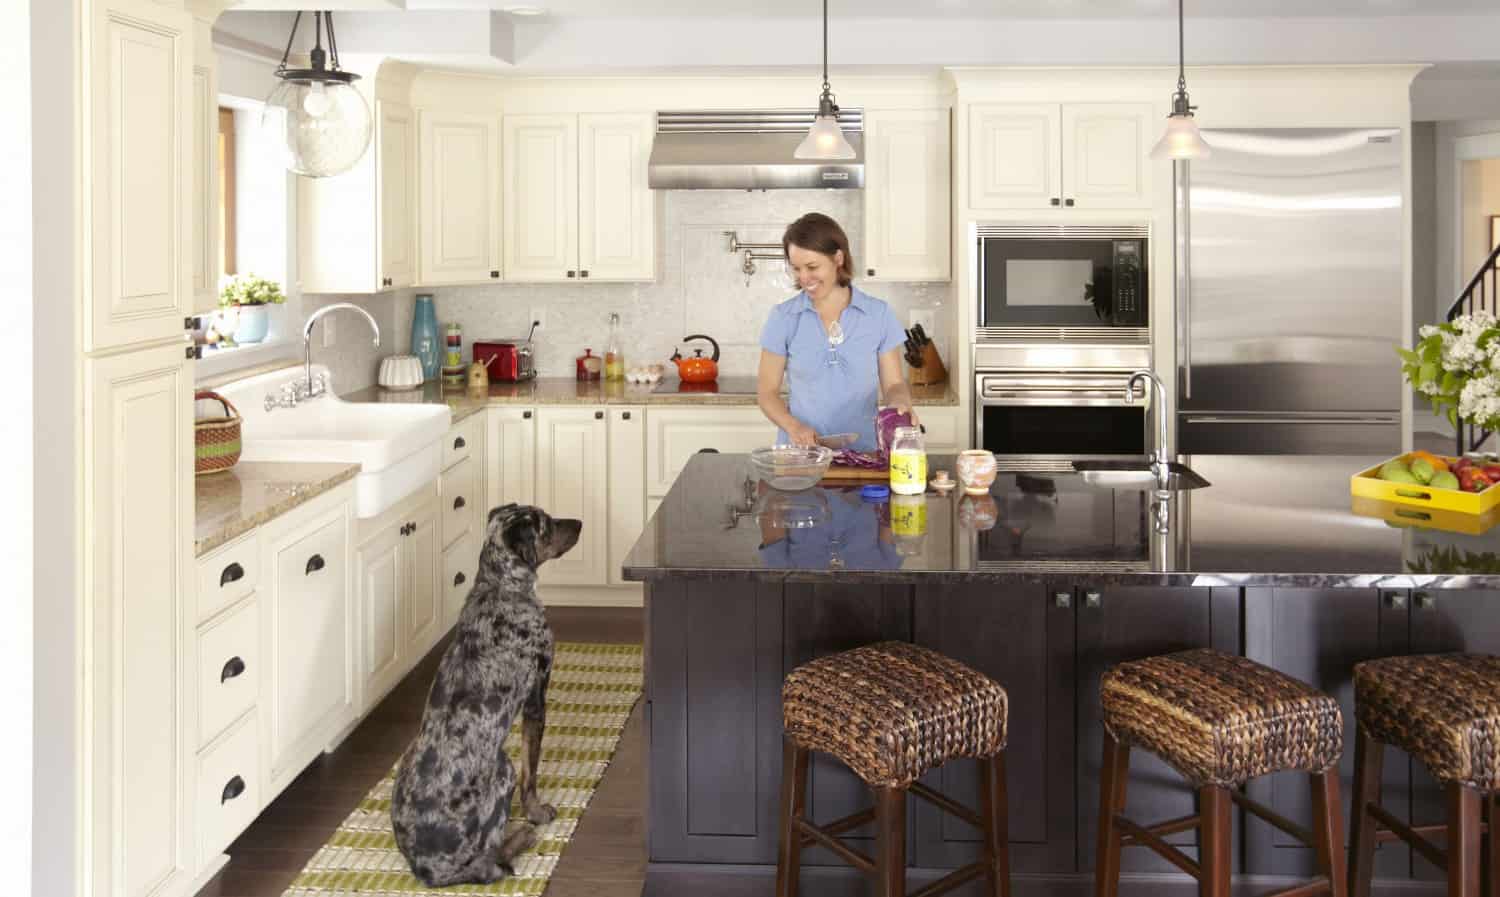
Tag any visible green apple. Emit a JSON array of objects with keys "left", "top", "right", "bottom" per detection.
[
  {"left": 1381, "top": 467, "right": 1420, "bottom": 485},
  {"left": 1379, "top": 460, "right": 1412, "bottom": 481},
  {"left": 1430, "top": 471, "right": 1461, "bottom": 490},
  {"left": 1410, "top": 458, "right": 1436, "bottom": 484}
]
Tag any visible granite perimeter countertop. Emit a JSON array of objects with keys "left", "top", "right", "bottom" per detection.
[
  {"left": 622, "top": 452, "right": 1500, "bottom": 589},
  {"left": 196, "top": 461, "right": 361, "bottom": 557},
  {"left": 340, "top": 377, "right": 959, "bottom": 420}
]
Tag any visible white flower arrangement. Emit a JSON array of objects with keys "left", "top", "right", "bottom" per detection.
[{"left": 1404, "top": 311, "right": 1500, "bottom": 429}]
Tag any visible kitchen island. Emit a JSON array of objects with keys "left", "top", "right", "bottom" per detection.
[{"left": 621, "top": 453, "right": 1500, "bottom": 897}]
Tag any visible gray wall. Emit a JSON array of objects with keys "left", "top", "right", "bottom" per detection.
[{"left": 1432, "top": 118, "right": 1500, "bottom": 324}]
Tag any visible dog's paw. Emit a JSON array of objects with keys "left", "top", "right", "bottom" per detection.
[
  {"left": 527, "top": 802, "right": 558, "bottom": 825},
  {"left": 497, "top": 862, "right": 516, "bottom": 879}
]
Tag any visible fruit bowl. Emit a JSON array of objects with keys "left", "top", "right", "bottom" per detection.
[
  {"left": 1350, "top": 452, "right": 1500, "bottom": 515},
  {"left": 748, "top": 445, "right": 835, "bottom": 491}
]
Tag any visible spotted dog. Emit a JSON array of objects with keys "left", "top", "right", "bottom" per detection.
[{"left": 390, "top": 503, "right": 581, "bottom": 887}]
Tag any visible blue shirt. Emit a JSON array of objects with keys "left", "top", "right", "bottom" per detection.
[{"left": 759, "top": 286, "right": 908, "bottom": 452}]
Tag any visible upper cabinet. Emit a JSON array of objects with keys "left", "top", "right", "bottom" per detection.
[
  {"left": 299, "top": 92, "right": 417, "bottom": 294},
  {"left": 190, "top": 15, "right": 218, "bottom": 316},
  {"left": 501, "top": 112, "right": 656, "bottom": 283},
  {"left": 418, "top": 111, "right": 502, "bottom": 285},
  {"left": 968, "top": 102, "right": 1152, "bottom": 211},
  {"left": 863, "top": 109, "right": 951, "bottom": 282},
  {"left": 86, "top": 0, "right": 194, "bottom": 352}
]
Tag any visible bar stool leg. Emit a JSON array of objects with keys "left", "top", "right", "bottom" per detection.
[
  {"left": 1095, "top": 731, "right": 1131, "bottom": 897},
  {"left": 1451, "top": 783, "right": 1483, "bottom": 897},
  {"left": 775, "top": 739, "right": 809, "bottom": 897},
  {"left": 1311, "top": 770, "right": 1348, "bottom": 897},
  {"left": 1199, "top": 786, "right": 1232, "bottom": 897},
  {"left": 979, "top": 752, "right": 1011, "bottom": 897},
  {"left": 1349, "top": 725, "right": 1385, "bottom": 897},
  {"left": 1485, "top": 796, "right": 1497, "bottom": 897},
  {"left": 875, "top": 786, "right": 907, "bottom": 897}
]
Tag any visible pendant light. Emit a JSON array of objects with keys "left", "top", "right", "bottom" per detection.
[
  {"left": 263, "top": 11, "right": 372, "bottom": 178},
  {"left": 794, "top": 0, "right": 855, "bottom": 161},
  {"left": 1150, "top": 0, "right": 1211, "bottom": 161}
]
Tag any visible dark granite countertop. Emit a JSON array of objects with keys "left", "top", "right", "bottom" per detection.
[{"left": 621, "top": 453, "right": 1500, "bottom": 589}]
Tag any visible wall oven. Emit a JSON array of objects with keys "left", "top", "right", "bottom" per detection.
[{"left": 978, "top": 224, "right": 1148, "bottom": 329}]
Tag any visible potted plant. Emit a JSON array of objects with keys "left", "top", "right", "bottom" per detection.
[{"left": 218, "top": 273, "right": 286, "bottom": 344}]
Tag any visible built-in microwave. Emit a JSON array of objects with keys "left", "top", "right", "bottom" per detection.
[{"left": 978, "top": 225, "right": 1148, "bottom": 329}]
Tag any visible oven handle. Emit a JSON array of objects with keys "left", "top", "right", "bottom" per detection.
[{"left": 1180, "top": 415, "right": 1400, "bottom": 425}]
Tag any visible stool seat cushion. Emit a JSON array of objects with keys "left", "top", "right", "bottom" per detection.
[
  {"left": 782, "top": 641, "right": 1008, "bottom": 788},
  {"left": 1354, "top": 653, "right": 1500, "bottom": 792},
  {"left": 1101, "top": 649, "right": 1343, "bottom": 788}
]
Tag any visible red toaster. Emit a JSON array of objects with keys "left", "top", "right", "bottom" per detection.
[{"left": 473, "top": 339, "right": 535, "bottom": 383}]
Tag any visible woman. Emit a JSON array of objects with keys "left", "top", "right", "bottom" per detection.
[{"left": 757, "top": 213, "right": 918, "bottom": 452}]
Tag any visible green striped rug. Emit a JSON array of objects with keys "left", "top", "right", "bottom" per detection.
[{"left": 283, "top": 642, "right": 643, "bottom": 896}]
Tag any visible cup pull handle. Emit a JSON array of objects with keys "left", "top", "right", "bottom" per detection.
[
  {"left": 220, "top": 562, "right": 244, "bottom": 587},
  {"left": 454, "top": 496, "right": 466, "bottom": 510},
  {"left": 454, "top": 572, "right": 467, "bottom": 587},
  {"left": 454, "top": 436, "right": 466, "bottom": 450},
  {"left": 305, "top": 554, "right": 325, "bottom": 575},
  {"left": 220, "top": 656, "right": 246, "bottom": 683},
  {"left": 221, "top": 775, "right": 246, "bottom": 804}
]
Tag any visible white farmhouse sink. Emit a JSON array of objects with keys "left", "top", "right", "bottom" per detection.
[{"left": 214, "top": 365, "right": 451, "bottom": 518}]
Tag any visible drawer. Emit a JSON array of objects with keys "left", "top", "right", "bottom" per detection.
[
  {"left": 275, "top": 514, "right": 346, "bottom": 605},
  {"left": 443, "top": 413, "right": 481, "bottom": 470},
  {"left": 441, "top": 455, "right": 476, "bottom": 548},
  {"left": 196, "top": 533, "right": 258, "bottom": 623},
  {"left": 197, "top": 597, "right": 259, "bottom": 748},
  {"left": 196, "top": 715, "right": 261, "bottom": 867},
  {"left": 442, "top": 531, "right": 476, "bottom": 629}
]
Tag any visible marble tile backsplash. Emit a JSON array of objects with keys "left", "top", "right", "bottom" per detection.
[
  {"left": 308, "top": 289, "right": 401, "bottom": 393},
  {"left": 395, "top": 191, "right": 952, "bottom": 379}
]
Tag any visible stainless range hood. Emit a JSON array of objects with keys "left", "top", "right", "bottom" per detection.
[{"left": 648, "top": 110, "right": 863, "bottom": 190}]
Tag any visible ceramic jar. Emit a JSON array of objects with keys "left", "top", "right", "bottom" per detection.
[{"left": 955, "top": 449, "right": 998, "bottom": 495}]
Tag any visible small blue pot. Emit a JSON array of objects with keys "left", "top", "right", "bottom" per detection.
[{"left": 232, "top": 305, "right": 270, "bottom": 343}]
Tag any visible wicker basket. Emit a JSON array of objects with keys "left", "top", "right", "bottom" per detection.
[{"left": 195, "top": 390, "right": 242, "bottom": 476}]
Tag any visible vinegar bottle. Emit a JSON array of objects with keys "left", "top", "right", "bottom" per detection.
[{"left": 605, "top": 313, "right": 625, "bottom": 382}]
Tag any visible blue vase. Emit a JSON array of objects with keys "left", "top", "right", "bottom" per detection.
[
  {"left": 231, "top": 305, "right": 269, "bottom": 343},
  {"left": 411, "top": 295, "right": 440, "bottom": 381}
]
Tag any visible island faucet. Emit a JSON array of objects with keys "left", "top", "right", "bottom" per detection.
[
  {"left": 302, "top": 302, "right": 380, "bottom": 398},
  {"left": 1125, "top": 369, "right": 1171, "bottom": 488}
]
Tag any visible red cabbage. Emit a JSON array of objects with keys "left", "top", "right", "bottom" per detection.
[
  {"left": 832, "top": 449, "right": 886, "bottom": 469},
  {"left": 875, "top": 407, "right": 914, "bottom": 455}
]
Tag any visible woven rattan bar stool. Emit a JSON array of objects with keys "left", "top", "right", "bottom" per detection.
[
  {"left": 1349, "top": 654, "right": 1500, "bottom": 897},
  {"left": 1095, "top": 649, "right": 1347, "bottom": 897},
  {"left": 776, "top": 641, "right": 1011, "bottom": 897}
]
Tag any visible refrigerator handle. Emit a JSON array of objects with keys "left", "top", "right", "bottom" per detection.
[{"left": 1177, "top": 159, "right": 1192, "bottom": 401}]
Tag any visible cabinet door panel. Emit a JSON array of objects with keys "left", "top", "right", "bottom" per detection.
[
  {"left": 607, "top": 407, "right": 646, "bottom": 586},
  {"left": 865, "top": 109, "right": 950, "bottom": 282},
  {"left": 86, "top": 342, "right": 193, "bottom": 897},
  {"left": 442, "top": 531, "right": 477, "bottom": 631},
  {"left": 968, "top": 103, "right": 1060, "bottom": 210},
  {"left": 378, "top": 101, "right": 416, "bottom": 288},
  {"left": 645, "top": 407, "right": 776, "bottom": 497},
  {"left": 1243, "top": 588, "right": 1409, "bottom": 878},
  {"left": 358, "top": 526, "right": 403, "bottom": 706},
  {"left": 406, "top": 500, "right": 441, "bottom": 661},
  {"left": 912, "top": 587, "right": 1075, "bottom": 872},
  {"left": 579, "top": 113, "right": 655, "bottom": 281},
  {"left": 535, "top": 409, "right": 608, "bottom": 585},
  {"left": 191, "top": 55, "right": 218, "bottom": 314},
  {"left": 90, "top": 0, "right": 192, "bottom": 350},
  {"left": 1076, "top": 587, "right": 1216, "bottom": 873},
  {"left": 487, "top": 407, "right": 537, "bottom": 511},
  {"left": 419, "top": 112, "right": 500, "bottom": 284},
  {"left": 1062, "top": 103, "right": 1153, "bottom": 209},
  {"left": 503, "top": 114, "right": 579, "bottom": 281}
]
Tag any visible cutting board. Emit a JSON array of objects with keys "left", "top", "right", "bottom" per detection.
[{"left": 822, "top": 464, "right": 891, "bottom": 481}]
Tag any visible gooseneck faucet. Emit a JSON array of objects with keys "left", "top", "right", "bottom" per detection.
[
  {"left": 1125, "top": 369, "right": 1171, "bottom": 489},
  {"left": 304, "top": 302, "right": 381, "bottom": 394}
]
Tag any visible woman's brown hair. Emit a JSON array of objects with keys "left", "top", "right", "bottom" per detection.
[{"left": 782, "top": 213, "right": 854, "bottom": 287}]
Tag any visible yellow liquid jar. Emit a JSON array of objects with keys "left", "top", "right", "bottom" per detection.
[{"left": 888, "top": 426, "right": 927, "bottom": 496}]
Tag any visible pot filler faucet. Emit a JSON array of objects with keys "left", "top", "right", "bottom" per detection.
[
  {"left": 265, "top": 303, "right": 382, "bottom": 411},
  {"left": 1125, "top": 369, "right": 1171, "bottom": 490}
]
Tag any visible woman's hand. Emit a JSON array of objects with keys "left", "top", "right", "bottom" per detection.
[
  {"left": 891, "top": 402, "right": 921, "bottom": 428},
  {"left": 786, "top": 420, "right": 818, "bottom": 447}
]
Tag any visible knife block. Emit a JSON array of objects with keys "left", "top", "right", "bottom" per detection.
[{"left": 907, "top": 343, "right": 947, "bottom": 386}]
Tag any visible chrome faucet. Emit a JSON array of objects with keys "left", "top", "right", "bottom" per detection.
[
  {"left": 302, "top": 302, "right": 380, "bottom": 398},
  {"left": 1125, "top": 369, "right": 1171, "bottom": 489}
]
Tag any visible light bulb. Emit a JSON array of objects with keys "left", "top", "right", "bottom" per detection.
[{"left": 302, "top": 82, "right": 332, "bottom": 119}]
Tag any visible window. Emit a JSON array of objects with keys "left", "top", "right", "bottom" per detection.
[{"left": 218, "top": 106, "right": 236, "bottom": 278}]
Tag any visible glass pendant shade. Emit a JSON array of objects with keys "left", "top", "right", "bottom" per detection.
[
  {"left": 262, "top": 77, "right": 371, "bottom": 178},
  {"left": 1150, "top": 113, "right": 1212, "bottom": 160},
  {"left": 795, "top": 113, "right": 856, "bottom": 160}
]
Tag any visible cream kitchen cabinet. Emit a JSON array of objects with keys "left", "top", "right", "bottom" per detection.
[
  {"left": 535, "top": 408, "right": 610, "bottom": 585},
  {"left": 190, "top": 14, "right": 218, "bottom": 315},
  {"left": 418, "top": 110, "right": 502, "bottom": 285},
  {"left": 487, "top": 407, "right": 537, "bottom": 511},
  {"left": 606, "top": 407, "right": 646, "bottom": 586},
  {"left": 355, "top": 485, "right": 441, "bottom": 710},
  {"left": 299, "top": 97, "right": 417, "bottom": 293},
  {"left": 968, "top": 102, "right": 1153, "bottom": 211},
  {"left": 863, "top": 109, "right": 951, "bottom": 282},
  {"left": 439, "top": 414, "right": 485, "bottom": 629},
  {"left": 86, "top": 0, "right": 194, "bottom": 352},
  {"left": 84, "top": 339, "right": 195, "bottom": 897},
  {"left": 644, "top": 406, "right": 777, "bottom": 498},
  {"left": 503, "top": 112, "right": 656, "bottom": 282}
]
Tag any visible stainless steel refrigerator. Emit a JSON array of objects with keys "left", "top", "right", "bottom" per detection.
[{"left": 1176, "top": 127, "right": 1404, "bottom": 455}]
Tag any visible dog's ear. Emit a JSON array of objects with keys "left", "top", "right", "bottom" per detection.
[
  {"left": 500, "top": 509, "right": 544, "bottom": 568},
  {"left": 488, "top": 503, "right": 519, "bottom": 527}
]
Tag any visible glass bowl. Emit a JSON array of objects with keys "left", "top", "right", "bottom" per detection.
[{"left": 748, "top": 445, "right": 835, "bottom": 491}]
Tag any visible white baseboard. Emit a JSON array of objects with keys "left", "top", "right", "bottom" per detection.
[{"left": 539, "top": 584, "right": 643, "bottom": 608}]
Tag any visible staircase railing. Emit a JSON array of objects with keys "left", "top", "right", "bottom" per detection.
[{"left": 1447, "top": 240, "right": 1500, "bottom": 454}]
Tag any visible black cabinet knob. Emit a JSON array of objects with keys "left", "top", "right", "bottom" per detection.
[
  {"left": 305, "top": 554, "right": 325, "bottom": 575},
  {"left": 454, "top": 436, "right": 466, "bottom": 450},
  {"left": 1065, "top": 198, "right": 1076, "bottom": 207},
  {"left": 400, "top": 523, "right": 409, "bottom": 536},
  {"left": 221, "top": 775, "right": 246, "bottom": 804},
  {"left": 622, "top": 411, "right": 631, "bottom": 420},
  {"left": 220, "top": 562, "right": 245, "bottom": 587},
  {"left": 594, "top": 410, "right": 604, "bottom": 420},
  {"left": 454, "top": 496, "right": 466, "bottom": 510},
  {"left": 523, "top": 410, "right": 532, "bottom": 419},
  {"left": 867, "top": 268, "right": 876, "bottom": 277},
  {"left": 454, "top": 572, "right": 466, "bottom": 587},
  {"left": 220, "top": 656, "right": 246, "bottom": 683},
  {"left": 580, "top": 270, "right": 589, "bottom": 278},
  {"left": 1050, "top": 197, "right": 1061, "bottom": 206},
  {"left": 490, "top": 270, "right": 500, "bottom": 279}
]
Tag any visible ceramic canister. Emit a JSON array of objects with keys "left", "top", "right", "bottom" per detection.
[{"left": 955, "top": 449, "right": 999, "bottom": 495}]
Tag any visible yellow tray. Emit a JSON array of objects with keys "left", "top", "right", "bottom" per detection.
[
  {"left": 1350, "top": 495, "right": 1500, "bottom": 536},
  {"left": 1349, "top": 454, "right": 1500, "bottom": 515}
]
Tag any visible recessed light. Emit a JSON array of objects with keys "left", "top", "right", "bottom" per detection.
[{"left": 503, "top": 5, "right": 546, "bottom": 15}]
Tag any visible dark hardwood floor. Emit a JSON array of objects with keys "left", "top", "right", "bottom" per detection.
[{"left": 200, "top": 606, "right": 646, "bottom": 897}]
